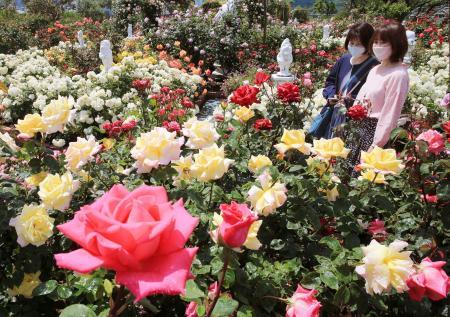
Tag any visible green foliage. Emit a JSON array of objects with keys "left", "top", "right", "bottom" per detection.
[
  {"left": 292, "top": 7, "right": 309, "bottom": 23},
  {"left": 77, "top": 0, "right": 105, "bottom": 21},
  {"left": 313, "top": 0, "right": 337, "bottom": 15},
  {"left": 201, "top": 0, "right": 222, "bottom": 11},
  {"left": 25, "top": 0, "right": 61, "bottom": 20}
]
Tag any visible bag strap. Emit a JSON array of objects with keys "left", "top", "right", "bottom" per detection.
[{"left": 340, "top": 56, "right": 376, "bottom": 95}]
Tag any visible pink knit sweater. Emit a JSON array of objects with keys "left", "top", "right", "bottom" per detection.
[{"left": 355, "top": 63, "right": 410, "bottom": 147}]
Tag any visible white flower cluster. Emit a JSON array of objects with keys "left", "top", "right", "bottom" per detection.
[
  {"left": 0, "top": 46, "right": 203, "bottom": 135},
  {"left": 319, "top": 36, "right": 345, "bottom": 50},
  {"left": 300, "top": 88, "right": 326, "bottom": 131},
  {"left": 408, "top": 42, "right": 449, "bottom": 119}
]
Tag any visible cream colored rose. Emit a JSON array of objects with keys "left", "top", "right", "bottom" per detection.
[
  {"left": 182, "top": 118, "right": 220, "bottom": 149},
  {"left": 38, "top": 172, "right": 79, "bottom": 211},
  {"left": 25, "top": 171, "right": 48, "bottom": 187},
  {"left": 274, "top": 129, "right": 311, "bottom": 156},
  {"left": 312, "top": 137, "right": 350, "bottom": 159},
  {"left": 0, "top": 132, "right": 20, "bottom": 152},
  {"left": 191, "top": 144, "right": 234, "bottom": 181},
  {"left": 248, "top": 155, "right": 272, "bottom": 173},
  {"left": 131, "top": 127, "right": 184, "bottom": 174},
  {"left": 247, "top": 171, "right": 287, "bottom": 216},
  {"left": 360, "top": 146, "right": 404, "bottom": 175},
  {"left": 15, "top": 114, "right": 46, "bottom": 137},
  {"left": 9, "top": 204, "right": 54, "bottom": 247},
  {"left": 172, "top": 155, "right": 194, "bottom": 182},
  {"left": 65, "top": 136, "right": 101, "bottom": 172},
  {"left": 7, "top": 272, "right": 41, "bottom": 298},
  {"left": 42, "top": 96, "right": 74, "bottom": 134},
  {"left": 234, "top": 106, "right": 255, "bottom": 122},
  {"left": 355, "top": 240, "right": 414, "bottom": 295}
]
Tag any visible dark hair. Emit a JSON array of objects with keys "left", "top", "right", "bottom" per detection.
[
  {"left": 371, "top": 23, "right": 408, "bottom": 63},
  {"left": 344, "top": 22, "right": 375, "bottom": 53}
]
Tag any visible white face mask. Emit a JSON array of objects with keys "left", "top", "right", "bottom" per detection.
[
  {"left": 373, "top": 45, "right": 392, "bottom": 62},
  {"left": 348, "top": 45, "right": 365, "bottom": 58}
]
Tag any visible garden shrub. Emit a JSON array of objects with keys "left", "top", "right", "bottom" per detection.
[
  {"left": 25, "top": 0, "right": 61, "bottom": 20},
  {"left": 77, "top": 0, "right": 105, "bottom": 21},
  {"left": 292, "top": 7, "right": 309, "bottom": 23},
  {"left": 201, "top": 0, "right": 222, "bottom": 11}
]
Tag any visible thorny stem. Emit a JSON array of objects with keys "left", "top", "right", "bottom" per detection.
[{"left": 206, "top": 249, "right": 230, "bottom": 317}]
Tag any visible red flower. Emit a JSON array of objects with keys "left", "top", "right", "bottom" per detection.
[
  {"left": 442, "top": 121, "right": 450, "bottom": 135},
  {"left": 254, "top": 71, "right": 270, "bottom": 85},
  {"left": 122, "top": 120, "right": 137, "bottom": 131},
  {"left": 181, "top": 97, "right": 194, "bottom": 109},
  {"left": 132, "top": 79, "right": 151, "bottom": 91},
  {"left": 277, "top": 82, "right": 300, "bottom": 103},
  {"left": 253, "top": 118, "right": 272, "bottom": 131},
  {"left": 347, "top": 104, "right": 368, "bottom": 120},
  {"left": 230, "top": 85, "right": 259, "bottom": 107},
  {"left": 163, "top": 121, "right": 181, "bottom": 133},
  {"left": 367, "top": 219, "right": 387, "bottom": 241}
]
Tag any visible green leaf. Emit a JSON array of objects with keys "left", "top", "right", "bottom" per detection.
[
  {"left": 212, "top": 296, "right": 239, "bottom": 317},
  {"left": 320, "top": 271, "right": 339, "bottom": 290},
  {"left": 319, "top": 236, "right": 341, "bottom": 252},
  {"left": 334, "top": 286, "right": 350, "bottom": 304},
  {"left": 56, "top": 285, "right": 72, "bottom": 299},
  {"left": 270, "top": 239, "right": 285, "bottom": 250},
  {"left": 196, "top": 305, "right": 206, "bottom": 316},
  {"left": 103, "top": 279, "right": 113, "bottom": 296},
  {"left": 184, "top": 280, "right": 205, "bottom": 300},
  {"left": 223, "top": 269, "right": 235, "bottom": 288},
  {"left": 59, "top": 304, "right": 96, "bottom": 317},
  {"left": 33, "top": 280, "right": 58, "bottom": 296},
  {"left": 97, "top": 309, "right": 110, "bottom": 317}
]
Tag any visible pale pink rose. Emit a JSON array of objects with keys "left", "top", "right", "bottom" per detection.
[
  {"left": 185, "top": 301, "right": 198, "bottom": 317},
  {"left": 208, "top": 281, "right": 218, "bottom": 300},
  {"left": 407, "top": 257, "right": 450, "bottom": 301},
  {"left": 54, "top": 184, "right": 199, "bottom": 302},
  {"left": 440, "top": 93, "right": 450, "bottom": 108},
  {"left": 286, "top": 285, "right": 321, "bottom": 317},
  {"left": 416, "top": 129, "right": 445, "bottom": 155},
  {"left": 303, "top": 78, "right": 313, "bottom": 88}
]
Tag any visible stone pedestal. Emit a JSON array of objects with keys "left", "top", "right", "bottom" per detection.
[{"left": 271, "top": 73, "right": 295, "bottom": 85}]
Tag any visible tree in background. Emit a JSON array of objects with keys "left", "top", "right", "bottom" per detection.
[{"left": 313, "top": 0, "right": 337, "bottom": 15}]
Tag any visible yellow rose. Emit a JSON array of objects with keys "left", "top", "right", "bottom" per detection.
[
  {"left": 358, "top": 169, "right": 386, "bottom": 184},
  {"left": 131, "top": 127, "right": 184, "bottom": 174},
  {"left": 38, "top": 172, "right": 79, "bottom": 211},
  {"left": 274, "top": 129, "right": 311, "bottom": 156},
  {"left": 172, "top": 155, "right": 194, "bottom": 182},
  {"left": 244, "top": 220, "right": 263, "bottom": 250},
  {"left": 9, "top": 204, "right": 54, "bottom": 247},
  {"left": 7, "top": 272, "right": 41, "bottom": 298},
  {"left": 355, "top": 240, "right": 414, "bottom": 295},
  {"left": 318, "top": 175, "right": 340, "bottom": 202},
  {"left": 306, "top": 157, "right": 333, "bottom": 176},
  {"left": 191, "top": 144, "right": 234, "bottom": 182},
  {"left": 101, "top": 138, "right": 116, "bottom": 151},
  {"left": 15, "top": 114, "right": 45, "bottom": 137},
  {"left": 360, "top": 146, "right": 404, "bottom": 175},
  {"left": 65, "top": 136, "right": 101, "bottom": 172},
  {"left": 312, "top": 137, "right": 350, "bottom": 159},
  {"left": 25, "top": 171, "right": 48, "bottom": 187},
  {"left": 247, "top": 171, "right": 287, "bottom": 216},
  {"left": 182, "top": 118, "right": 220, "bottom": 149},
  {"left": 41, "top": 96, "right": 74, "bottom": 134},
  {"left": 234, "top": 106, "right": 255, "bottom": 122},
  {"left": 248, "top": 155, "right": 272, "bottom": 173}
]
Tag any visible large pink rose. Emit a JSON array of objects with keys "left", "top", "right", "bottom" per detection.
[
  {"left": 286, "top": 285, "right": 321, "bottom": 317},
  {"left": 218, "top": 201, "right": 257, "bottom": 249},
  {"left": 407, "top": 257, "right": 450, "bottom": 302},
  {"left": 416, "top": 129, "right": 445, "bottom": 155},
  {"left": 54, "top": 184, "right": 199, "bottom": 302}
]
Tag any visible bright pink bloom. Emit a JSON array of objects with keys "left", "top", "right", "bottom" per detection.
[
  {"left": 367, "top": 219, "right": 387, "bottom": 241},
  {"left": 286, "top": 285, "right": 321, "bottom": 317},
  {"left": 132, "top": 79, "right": 152, "bottom": 91},
  {"left": 277, "top": 82, "right": 300, "bottom": 103},
  {"left": 208, "top": 282, "right": 218, "bottom": 300},
  {"left": 417, "top": 129, "right": 445, "bottom": 155},
  {"left": 218, "top": 202, "right": 257, "bottom": 249},
  {"left": 55, "top": 185, "right": 199, "bottom": 302},
  {"left": 407, "top": 257, "right": 450, "bottom": 301},
  {"left": 185, "top": 301, "right": 198, "bottom": 317}
]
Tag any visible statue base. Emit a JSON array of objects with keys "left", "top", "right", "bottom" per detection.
[{"left": 271, "top": 73, "right": 295, "bottom": 85}]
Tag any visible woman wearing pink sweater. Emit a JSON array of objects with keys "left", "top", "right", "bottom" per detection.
[{"left": 348, "top": 22, "right": 410, "bottom": 168}]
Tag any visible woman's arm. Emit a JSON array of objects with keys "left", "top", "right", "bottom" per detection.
[
  {"left": 322, "top": 58, "right": 342, "bottom": 100},
  {"left": 372, "top": 70, "right": 409, "bottom": 147}
]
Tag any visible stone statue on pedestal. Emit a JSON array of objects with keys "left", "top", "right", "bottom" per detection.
[
  {"left": 99, "top": 40, "right": 113, "bottom": 72},
  {"left": 127, "top": 24, "right": 133, "bottom": 39},
  {"left": 214, "top": 0, "right": 236, "bottom": 21},
  {"left": 404, "top": 30, "right": 416, "bottom": 65},
  {"left": 271, "top": 38, "right": 295, "bottom": 84},
  {"left": 77, "top": 30, "right": 85, "bottom": 48},
  {"left": 322, "top": 24, "right": 331, "bottom": 40}
]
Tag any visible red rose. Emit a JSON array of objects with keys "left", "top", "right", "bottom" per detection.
[
  {"left": 254, "top": 71, "right": 270, "bottom": 85},
  {"left": 277, "top": 82, "right": 300, "bottom": 103},
  {"left": 181, "top": 97, "right": 194, "bottom": 109},
  {"left": 122, "top": 120, "right": 137, "bottom": 131},
  {"left": 253, "top": 118, "right": 272, "bottom": 131},
  {"left": 217, "top": 202, "right": 257, "bottom": 249},
  {"left": 230, "top": 85, "right": 259, "bottom": 107},
  {"left": 347, "top": 104, "right": 368, "bottom": 120},
  {"left": 102, "top": 122, "right": 112, "bottom": 131},
  {"left": 132, "top": 79, "right": 151, "bottom": 91},
  {"left": 163, "top": 121, "right": 181, "bottom": 133},
  {"left": 442, "top": 121, "right": 450, "bottom": 135}
]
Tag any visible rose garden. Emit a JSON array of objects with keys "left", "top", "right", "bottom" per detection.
[{"left": 0, "top": 0, "right": 448, "bottom": 316}]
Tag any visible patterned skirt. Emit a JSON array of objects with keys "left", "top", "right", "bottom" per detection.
[{"left": 346, "top": 117, "right": 378, "bottom": 171}]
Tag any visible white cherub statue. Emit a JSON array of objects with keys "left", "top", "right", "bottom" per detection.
[
  {"left": 322, "top": 24, "right": 331, "bottom": 40},
  {"left": 214, "top": 0, "right": 236, "bottom": 21},
  {"left": 99, "top": 40, "right": 113, "bottom": 72},
  {"left": 404, "top": 30, "right": 416, "bottom": 65},
  {"left": 277, "top": 39, "right": 293, "bottom": 77},
  {"left": 77, "top": 30, "right": 85, "bottom": 48},
  {"left": 127, "top": 23, "right": 133, "bottom": 39}
]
